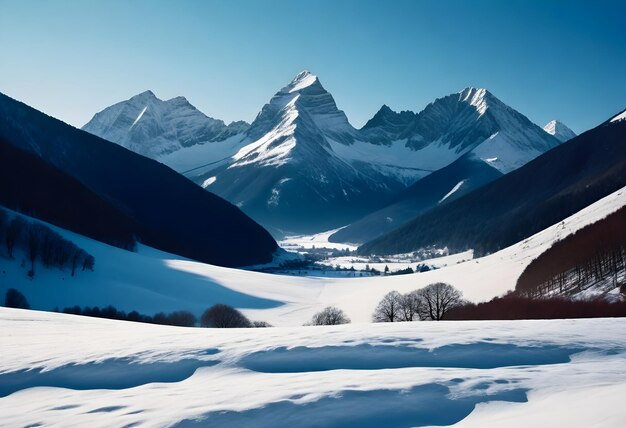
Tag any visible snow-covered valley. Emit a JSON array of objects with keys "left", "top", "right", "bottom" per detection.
[{"left": 2, "top": 185, "right": 625, "bottom": 328}]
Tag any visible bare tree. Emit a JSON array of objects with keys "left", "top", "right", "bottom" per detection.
[
  {"left": 309, "top": 306, "right": 350, "bottom": 325},
  {"left": 5, "top": 216, "right": 26, "bottom": 258},
  {"left": 27, "top": 224, "right": 43, "bottom": 274},
  {"left": 200, "top": 304, "right": 251, "bottom": 328},
  {"left": 71, "top": 249, "right": 84, "bottom": 276},
  {"left": 372, "top": 291, "right": 403, "bottom": 322},
  {"left": 82, "top": 254, "right": 95, "bottom": 271},
  {"left": 399, "top": 290, "right": 425, "bottom": 321},
  {"left": 418, "top": 282, "right": 463, "bottom": 320}
]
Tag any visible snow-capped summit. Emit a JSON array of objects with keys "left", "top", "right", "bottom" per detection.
[
  {"left": 389, "top": 87, "right": 562, "bottom": 174},
  {"left": 245, "top": 70, "right": 357, "bottom": 146},
  {"left": 285, "top": 70, "right": 319, "bottom": 92},
  {"left": 82, "top": 91, "right": 248, "bottom": 157},
  {"left": 543, "top": 120, "right": 577, "bottom": 142}
]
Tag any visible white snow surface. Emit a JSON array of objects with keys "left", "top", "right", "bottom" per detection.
[
  {"left": 279, "top": 227, "right": 359, "bottom": 251},
  {"left": 1, "top": 310, "right": 626, "bottom": 427},
  {"left": 319, "top": 250, "right": 474, "bottom": 273},
  {"left": 439, "top": 180, "right": 466, "bottom": 203},
  {"left": 201, "top": 176, "right": 216, "bottom": 188},
  {"left": 157, "top": 133, "right": 248, "bottom": 174},
  {"left": 610, "top": 109, "right": 626, "bottom": 123},
  {"left": 2, "top": 186, "right": 625, "bottom": 328}
]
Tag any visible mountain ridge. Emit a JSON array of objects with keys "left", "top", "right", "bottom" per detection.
[
  {"left": 83, "top": 90, "right": 249, "bottom": 157},
  {"left": 82, "top": 71, "right": 562, "bottom": 235}
]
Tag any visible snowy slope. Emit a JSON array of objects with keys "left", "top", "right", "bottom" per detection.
[
  {"left": 2, "top": 185, "right": 624, "bottom": 327},
  {"left": 543, "top": 119, "right": 577, "bottom": 142},
  {"left": 1, "top": 309, "right": 626, "bottom": 427},
  {"left": 82, "top": 90, "right": 248, "bottom": 157}
]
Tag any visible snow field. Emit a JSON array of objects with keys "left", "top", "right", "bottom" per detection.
[{"left": 1, "top": 309, "right": 625, "bottom": 427}]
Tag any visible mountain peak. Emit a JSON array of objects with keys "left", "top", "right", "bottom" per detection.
[
  {"left": 286, "top": 70, "right": 319, "bottom": 93},
  {"left": 83, "top": 90, "right": 242, "bottom": 158},
  {"left": 131, "top": 90, "right": 158, "bottom": 101},
  {"left": 543, "top": 119, "right": 576, "bottom": 142}
]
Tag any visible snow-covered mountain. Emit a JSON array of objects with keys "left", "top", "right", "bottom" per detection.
[
  {"left": 82, "top": 90, "right": 248, "bottom": 158},
  {"left": 543, "top": 119, "right": 577, "bottom": 142},
  {"left": 83, "top": 72, "right": 561, "bottom": 235},
  {"left": 195, "top": 76, "right": 562, "bottom": 233},
  {"left": 193, "top": 71, "right": 422, "bottom": 234},
  {"left": 390, "top": 87, "right": 562, "bottom": 174},
  {"left": 329, "top": 89, "right": 562, "bottom": 243}
]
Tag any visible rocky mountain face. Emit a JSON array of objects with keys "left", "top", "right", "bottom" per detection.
[{"left": 83, "top": 90, "right": 248, "bottom": 158}]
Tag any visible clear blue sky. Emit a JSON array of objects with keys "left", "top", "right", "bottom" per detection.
[{"left": 1, "top": 0, "right": 624, "bottom": 133}]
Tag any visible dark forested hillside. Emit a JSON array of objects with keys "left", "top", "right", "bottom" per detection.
[
  {"left": 516, "top": 204, "right": 626, "bottom": 297},
  {"left": 0, "top": 92, "right": 277, "bottom": 267},
  {"left": 0, "top": 140, "right": 139, "bottom": 250},
  {"left": 358, "top": 114, "right": 626, "bottom": 256}
]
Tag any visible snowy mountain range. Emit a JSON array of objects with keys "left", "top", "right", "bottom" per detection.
[
  {"left": 543, "top": 119, "right": 577, "bottom": 142},
  {"left": 83, "top": 71, "right": 563, "bottom": 235},
  {"left": 83, "top": 90, "right": 248, "bottom": 158},
  {"left": 358, "top": 114, "right": 626, "bottom": 256}
]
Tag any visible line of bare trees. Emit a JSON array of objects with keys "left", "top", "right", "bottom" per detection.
[
  {"left": 373, "top": 283, "right": 464, "bottom": 322},
  {"left": 0, "top": 208, "right": 94, "bottom": 277},
  {"left": 517, "top": 206, "right": 626, "bottom": 297}
]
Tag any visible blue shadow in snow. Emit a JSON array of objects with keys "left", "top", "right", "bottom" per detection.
[
  {"left": 174, "top": 383, "right": 529, "bottom": 428},
  {"left": 0, "top": 355, "right": 219, "bottom": 397},
  {"left": 240, "top": 342, "right": 582, "bottom": 373}
]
